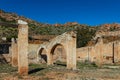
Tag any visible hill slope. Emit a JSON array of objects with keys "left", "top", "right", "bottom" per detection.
[{"left": 1, "top": 9, "right": 120, "bottom": 47}]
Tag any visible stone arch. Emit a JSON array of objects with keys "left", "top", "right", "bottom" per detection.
[
  {"left": 37, "top": 47, "right": 47, "bottom": 63},
  {"left": 36, "top": 31, "right": 77, "bottom": 69},
  {"left": 50, "top": 43, "right": 66, "bottom": 65}
]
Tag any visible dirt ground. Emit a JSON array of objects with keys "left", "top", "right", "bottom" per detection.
[{"left": 0, "top": 63, "right": 120, "bottom": 80}]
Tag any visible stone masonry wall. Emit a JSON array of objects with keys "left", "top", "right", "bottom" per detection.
[
  {"left": 28, "top": 44, "right": 40, "bottom": 63},
  {"left": 77, "top": 40, "right": 120, "bottom": 64},
  {"left": 28, "top": 40, "right": 120, "bottom": 65}
]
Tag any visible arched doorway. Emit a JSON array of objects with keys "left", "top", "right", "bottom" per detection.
[
  {"left": 38, "top": 48, "right": 47, "bottom": 64},
  {"left": 50, "top": 44, "right": 66, "bottom": 66}
]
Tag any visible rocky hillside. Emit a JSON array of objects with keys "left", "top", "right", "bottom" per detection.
[
  {"left": 0, "top": 9, "right": 44, "bottom": 27},
  {"left": 99, "top": 23, "right": 120, "bottom": 31},
  {"left": 1, "top": 9, "right": 120, "bottom": 47}
]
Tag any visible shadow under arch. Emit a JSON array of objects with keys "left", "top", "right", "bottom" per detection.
[
  {"left": 38, "top": 47, "right": 47, "bottom": 63},
  {"left": 50, "top": 43, "right": 66, "bottom": 66}
]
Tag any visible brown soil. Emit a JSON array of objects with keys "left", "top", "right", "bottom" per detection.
[{"left": 1, "top": 68, "right": 120, "bottom": 80}]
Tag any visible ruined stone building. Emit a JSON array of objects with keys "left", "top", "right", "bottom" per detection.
[
  {"left": 77, "top": 30, "right": 120, "bottom": 65},
  {"left": 9, "top": 20, "right": 77, "bottom": 75},
  {"left": 8, "top": 20, "right": 120, "bottom": 75},
  {"left": 11, "top": 31, "right": 77, "bottom": 70},
  {"left": 77, "top": 39, "right": 120, "bottom": 65}
]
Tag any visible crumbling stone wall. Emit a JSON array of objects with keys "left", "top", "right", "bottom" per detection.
[
  {"left": 94, "top": 30, "right": 120, "bottom": 40},
  {"left": 77, "top": 47, "right": 89, "bottom": 62},
  {"left": 11, "top": 38, "right": 18, "bottom": 67},
  {"left": 77, "top": 39, "right": 120, "bottom": 65},
  {"left": 16, "top": 31, "right": 120, "bottom": 66},
  {"left": 28, "top": 44, "right": 40, "bottom": 63}
]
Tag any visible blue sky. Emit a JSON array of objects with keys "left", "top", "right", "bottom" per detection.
[{"left": 0, "top": 0, "right": 120, "bottom": 26}]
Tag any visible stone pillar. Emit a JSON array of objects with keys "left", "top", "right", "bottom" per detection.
[
  {"left": 47, "top": 50, "right": 53, "bottom": 65},
  {"left": 113, "top": 42, "right": 116, "bottom": 63},
  {"left": 18, "top": 20, "right": 28, "bottom": 75},
  {"left": 66, "top": 32, "right": 76, "bottom": 70},
  {"left": 71, "top": 35, "right": 76, "bottom": 69},
  {"left": 114, "top": 41, "right": 120, "bottom": 63},
  {"left": 9, "top": 46, "right": 12, "bottom": 63},
  {"left": 95, "top": 38, "right": 103, "bottom": 67},
  {"left": 11, "top": 38, "right": 18, "bottom": 67},
  {"left": 117, "top": 42, "right": 120, "bottom": 63},
  {"left": 90, "top": 46, "right": 96, "bottom": 62}
]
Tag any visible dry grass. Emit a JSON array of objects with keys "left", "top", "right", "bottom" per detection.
[{"left": 0, "top": 62, "right": 120, "bottom": 80}]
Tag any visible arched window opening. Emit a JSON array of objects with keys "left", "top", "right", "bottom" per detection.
[
  {"left": 38, "top": 48, "right": 47, "bottom": 64},
  {"left": 50, "top": 44, "right": 66, "bottom": 66}
]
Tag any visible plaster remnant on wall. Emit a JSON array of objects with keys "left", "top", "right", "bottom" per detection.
[{"left": 18, "top": 20, "right": 28, "bottom": 25}]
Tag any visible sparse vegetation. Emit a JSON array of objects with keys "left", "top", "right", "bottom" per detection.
[
  {"left": 0, "top": 63, "right": 120, "bottom": 79},
  {"left": 0, "top": 10, "right": 98, "bottom": 48},
  {"left": 0, "top": 64, "right": 17, "bottom": 73},
  {"left": 0, "top": 26, "right": 17, "bottom": 42},
  {"left": 77, "top": 61, "right": 98, "bottom": 69}
]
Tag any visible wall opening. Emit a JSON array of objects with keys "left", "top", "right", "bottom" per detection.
[
  {"left": 112, "top": 43, "right": 115, "bottom": 63},
  {"left": 50, "top": 44, "right": 66, "bottom": 66},
  {"left": 38, "top": 48, "right": 47, "bottom": 64}
]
